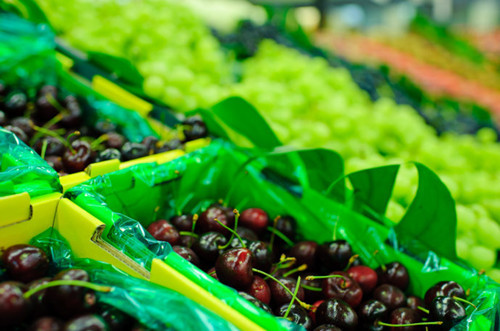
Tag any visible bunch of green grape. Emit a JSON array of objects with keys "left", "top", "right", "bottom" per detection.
[
  {"left": 230, "top": 41, "right": 500, "bottom": 280},
  {"left": 37, "top": 0, "right": 231, "bottom": 110}
]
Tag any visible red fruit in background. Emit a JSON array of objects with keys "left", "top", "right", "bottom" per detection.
[
  {"left": 322, "top": 271, "right": 363, "bottom": 308},
  {"left": 246, "top": 276, "right": 271, "bottom": 305},
  {"left": 2, "top": 244, "right": 49, "bottom": 283},
  {"left": 376, "top": 262, "right": 409, "bottom": 291},
  {"left": 315, "top": 298, "right": 358, "bottom": 330},
  {"left": 268, "top": 277, "right": 305, "bottom": 307},
  {"left": 172, "top": 246, "right": 200, "bottom": 267},
  {"left": 372, "top": 284, "right": 406, "bottom": 311},
  {"left": 0, "top": 281, "right": 30, "bottom": 327},
  {"left": 289, "top": 241, "right": 318, "bottom": 271},
  {"left": 239, "top": 208, "right": 269, "bottom": 233},
  {"left": 309, "top": 300, "right": 325, "bottom": 324},
  {"left": 199, "top": 206, "right": 234, "bottom": 236},
  {"left": 170, "top": 214, "right": 194, "bottom": 232},
  {"left": 147, "top": 219, "right": 180, "bottom": 245},
  {"left": 348, "top": 265, "right": 378, "bottom": 294},
  {"left": 424, "top": 281, "right": 465, "bottom": 307},
  {"left": 215, "top": 248, "right": 254, "bottom": 290}
]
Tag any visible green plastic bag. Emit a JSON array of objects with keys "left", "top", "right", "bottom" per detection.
[
  {"left": 0, "top": 128, "right": 61, "bottom": 197},
  {"left": 27, "top": 228, "right": 239, "bottom": 331},
  {"left": 67, "top": 140, "right": 500, "bottom": 330}
]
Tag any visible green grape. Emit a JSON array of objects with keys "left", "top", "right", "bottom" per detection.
[
  {"left": 486, "top": 268, "right": 500, "bottom": 283},
  {"left": 468, "top": 245, "right": 496, "bottom": 270}
]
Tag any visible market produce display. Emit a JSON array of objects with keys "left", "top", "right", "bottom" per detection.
[{"left": 147, "top": 204, "right": 472, "bottom": 330}]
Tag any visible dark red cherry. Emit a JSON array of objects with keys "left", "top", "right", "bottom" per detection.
[
  {"left": 155, "top": 139, "right": 182, "bottom": 153},
  {"left": 147, "top": 219, "right": 180, "bottom": 245},
  {"left": 386, "top": 307, "right": 423, "bottom": 331},
  {"left": 215, "top": 248, "right": 254, "bottom": 290},
  {"left": 29, "top": 316, "right": 64, "bottom": 331},
  {"left": 2, "top": 244, "right": 49, "bottom": 282},
  {"left": 11, "top": 117, "right": 34, "bottom": 137},
  {"left": 34, "top": 137, "right": 65, "bottom": 157},
  {"left": 313, "top": 325, "right": 341, "bottom": 331},
  {"left": 315, "top": 298, "right": 358, "bottom": 330},
  {"left": 44, "top": 269, "right": 97, "bottom": 318},
  {"left": 322, "top": 271, "right": 363, "bottom": 308},
  {"left": 95, "top": 120, "right": 117, "bottom": 135},
  {"left": 98, "top": 304, "right": 134, "bottom": 331},
  {"left": 236, "top": 226, "right": 259, "bottom": 241},
  {"left": 372, "top": 284, "right": 406, "bottom": 310},
  {"left": 268, "top": 277, "right": 305, "bottom": 306},
  {"left": 429, "top": 296, "right": 466, "bottom": 330},
  {"left": 357, "top": 299, "right": 388, "bottom": 323},
  {"left": 316, "top": 240, "right": 352, "bottom": 272},
  {"left": 63, "top": 314, "right": 108, "bottom": 331},
  {"left": 199, "top": 206, "right": 234, "bottom": 236},
  {"left": 4, "top": 125, "right": 29, "bottom": 143},
  {"left": 424, "top": 281, "right": 465, "bottom": 307},
  {"left": 207, "top": 267, "right": 218, "bottom": 280},
  {"left": 376, "top": 262, "right": 409, "bottom": 290},
  {"left": 27, "top": 277, "right": 52, "bottom": 318},
  {"left": 192, "top": 232, "right": 227, "bottom": 266},
  {"left": 173, "top": 246, "right": 200, "bottom": 267},
  {"left": 406, "top": 296, "right": 425, "bottom": 310},
  {"left": 289, "top": 241, "right": 318, "bottom": 271},
  {"left": 104, "top": 132, "right": 125, "bottom": 150},
  {"left": 276, "top": 303, "right": 312, "bottom": 330},
  {"left": 275, "top": 215, "right": 297, "bottom": 243},
  {"left": 121, "top": 142, "right": 148, "bottom": 161},
  {"left": 60, "top": 95, "right": 82, "bottom": 128},
  {"left": 0, "top": 281, "right": 31, "bottom": 327},
  {"left": 348, "top": 265, "right": 378, "bottom": 294},
  {"left": 170, "top": 214, "right": 194, "bottom": 232},
  {"left": 239, "top": 208, "right": 269, "bottom": 233},
  {"left": 5, "top": 91, "right": 28, "bottom": 117},
  {"left": 142, "top": 136, "right": 159, "bottom": 154},
  {"left": 45, "top": 156, "right": 64, "bottom": 172},
  {"left": 182, "top": 117, "right": 207, "bottom": 141},
  {"left": 245, "top": 276, "right": 271, "bottom": 305},
  {"left": 63, "top": 140, "right": 94, "bottom": 173},
  {"left": 96, "top": 148, "right": 121, "bottom": 162},
  {"left": 179, "top": 235, "right": 196, "bottom": 247},
  {"left": 302, "top": 274, "right": 323, "bottom": 303},
  {"left": 238, "top": 291, "right": 273, "bottom": 314},
  {"left": 248, "top": 241, "right": 273, "bottom": 273},
  {"left": 0, "top": 111, "right": 6, "bottom": 126}
]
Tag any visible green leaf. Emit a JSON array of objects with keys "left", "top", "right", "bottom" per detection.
[
  {"left": 87, "top": 51, "right": 144, "bottom": 88},
  {"left": 349, "top": 164, "right": 400, "bottom": 221},
  {"left": 0, "top": 0, "right": 51, "bottom": 28},
  {"left": 395, "top": 163, "right": 457, "bottom": 260},
  {"left": 211, "top": 96, "right": 281, "bottom": 150}
]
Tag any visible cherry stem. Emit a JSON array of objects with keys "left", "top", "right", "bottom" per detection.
[
  {"left": 266, "top": 226, "right": 294, "bottom": 247},
  {"left": 284, "top": 275, "right": 301, "bottom": 319},
  {"left": 417, "top": 306, "right": 430, "bottom": 314},
  {"left": 252, "top": 268, "right": 312, "bottom": 310},
  {"left": 32, "top": 126, "right": 68, "bottom": 149},
  {"left": 179, "top": 231, "right": 199, "bottom": 239},
  {"left": 344, "top": 254, "right": 359, "bottom": 271},
  {"left": 453, "top": 296, "right": 477, "bottom": 309},
  {"left": 269, "top": 215, "right": 281, "bottom": 249},
  {"left": 191, "top": 214, "right": 198, "bottom": 233},
  {"left": 273, "top": 255, "right": 297, "bottom": 271},
  {"left": 301, "top": 284, "right": 322, "bottom": 292},
  {"left": 40, "top": 138, "right": 48, "bottom": 160},
  {"left": 45, "top": 93, "right": 67, "bottom": 114},
  {"left": 372, "top": 250, "right": 386, "bottom": 272},
  {"left": 90, "top": 134, "right": 109, "bottom": 150},
  {"left": 214, "top": 217, "right": 246, "bottom": 249},
  {"left": 23, "top": 280, "right": 112, "bottom": 299},
  {"left": 29, "top": 113, "right": 64, "bottom": 145},
  {"left": 306, "top": 274, "right": 348, "bottom": 288},
  {"left": 283, "top": 264, "right": 308, "bottom": 278},
  {"left": 377, "top": 321, "right": 443, "bottom": 328},
  {"left": 218, "top": 209, "right": 241, "bottom": 250}
]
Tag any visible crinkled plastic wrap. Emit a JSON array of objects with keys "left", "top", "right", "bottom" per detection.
[
  {"left": 28, "top": 228, "right": 239, "bottom": 331},
  {"left": 0, "top": 128, "right": 61, "bottom": 197},
  {"left": 66, "top": 140, "right": 500, "bottom": 331}
]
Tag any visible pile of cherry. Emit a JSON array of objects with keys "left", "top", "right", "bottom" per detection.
[
  {"left": 0, "top": 82, "right": 207, "bottom": 175},
  {"left": 0, "top": 243, "right": 149, "bottom": 331},
  {"left": 147, "top": 204, "right": 473, "bottom": 330}
]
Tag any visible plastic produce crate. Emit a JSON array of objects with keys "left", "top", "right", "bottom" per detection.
[{"left": 66, "top": 140, "right": 500, "bottom": 331}]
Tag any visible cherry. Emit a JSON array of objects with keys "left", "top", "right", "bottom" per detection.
[
  {"left": 60, "top": 95, "right": 82, "bottom": 129},
  {"left": 0, "top": 281, "right": 30, "bottom": 327},
  {"left": 248, "top": 241, "right": 273, "bottom": 273},
  {"left": 315, "top": 298, "right": 358, "bottom": 330},
  {"left": 44, "top": 269, "right": 97, "bottom": 318},
  {"left": 227, "top": 236, "right": 251, "bottom": 250},
  {"left": 2, "top": 244, "right": 49, "bottom": 283},
  {"left": 276, "top": 303, "right": 312, "bottom": 330},
  {"left": 4, "top": 125, "right": 29, "bottom": 143},
  {"left": 45, "top": 156, "right": 64, "bottom": 172},
  {"left": 376, "top": 262, "right": 409, "bottom": 290},
  {"left": 347, "top": 265, "right": 378, "bottom": 295},
  {"left": 192, "top": 232, "right": 227, "bottom": 266},
  {"left": 430, "top": 296, "right": 466, "bottom": 330},
  {"left": 239, "top": 208, "right": 269, "bottom": 233},
  {"left": 170, "top": 214, "right": 194, "bottom": 232},
  {"left": 383, "top": 307, "right": 423, "bottom": 331},
  {"left": 238, "top": 291, "right": 273, "bottom": 314},
  {"left": 316, "top": 240, "right": 352, "bottom": 272},
  {"left": 289, "top": 241, "right": 318, "bottom": 271},
  {"left": 372, "top": 284, "right": 406, "bottom": 310},
  {"left": 236, "top": 226, "right": 259, "bottom": 241},
  {"left": 406, "top": 296, "right": 425, "bottom": 310},
  {"left": 313, "top": 325, "right": 341, "bottom": 331},
  {"left": 95, "top": 120, "right": 117, "bottom": 135},
  {"left": 35, "top": 88, "right": 58, "bottom": 121},
  {"left": 268, "top": 277, "right": 305, "bottom": 306},
  {"left": 215, "top": 248, "right": 254, "bottom": 290},
  {"left": 11, "top": 117, "right": 34, "bottom": 137},
  {"left": 142, "top": 136, "right": 159, "bottom": 154},
  {"left": 302, "top": 274, "right": 323, "bottom": 303},
  {"left": 28, "top": 316, "right": 64, "bottom": 331},
  {"left": 147, "top": 219, "right": 180, "bottom": 245},
  {"left": 27, "top": 277, "right": 51, "bottom": 318},
  {"left": 179, "top": 235, "right": 196, "bottom": 247},
  {"left": 207, "top": 267, "right": 218, "bottom": 280},
  {"left": 63, "top": 140, "right": 94, "bottom": 173},
  {"left": 155, "top": 139, "right": 182, "bottom": 153},
  {"left": 358, "top": 299, "right": 388, "bottom": 324},
  {"left": 99, "top": 303, "right": 134, "bottom": 331},
  {"left": 309, "top": 299, "right": 324, "bottom": 324},
  {"left": 0, "top": 110, "right": 6, "bottom": 126},
  {"left": 5, "top": 91, "right": 28, "bottom": 117},
  {"left": 275, "top": 215, "right": 297, "bottom": 243},
  {"left": 182, "top": 117, "right": 208, "bottom": 141},
  {"left": 198, "top": 206, "right": 234, "bottom": 236},
  {"left": 321, "top": 271, "right": 363, "bottom": 308},
  {"left": 34, "top": 137, "right": 65, "bottom": 156},
  {"left": 63, "top": 314, "right": 109, "bottom": 331},
  {"left": 172, "top": 246, "right": 200, "bottom": 267},
  {"left": 96, "top": 148, "right": 122, "bottom": 162},
  {"left": 246, "top": 275, "right": 271, "bottom": 305},
  {"left": 121, "top": 142, "right": 148, "bottom": 161},
  {"left": 424, "top": 281, "right": 465, "bottom": 307},
  {"left": 104, "top": 132, "right": 125, "bottom": 150}
]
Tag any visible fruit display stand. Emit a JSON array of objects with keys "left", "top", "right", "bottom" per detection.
[{"left": 65, "top": 140, "right": 500, "bottom": 330}]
